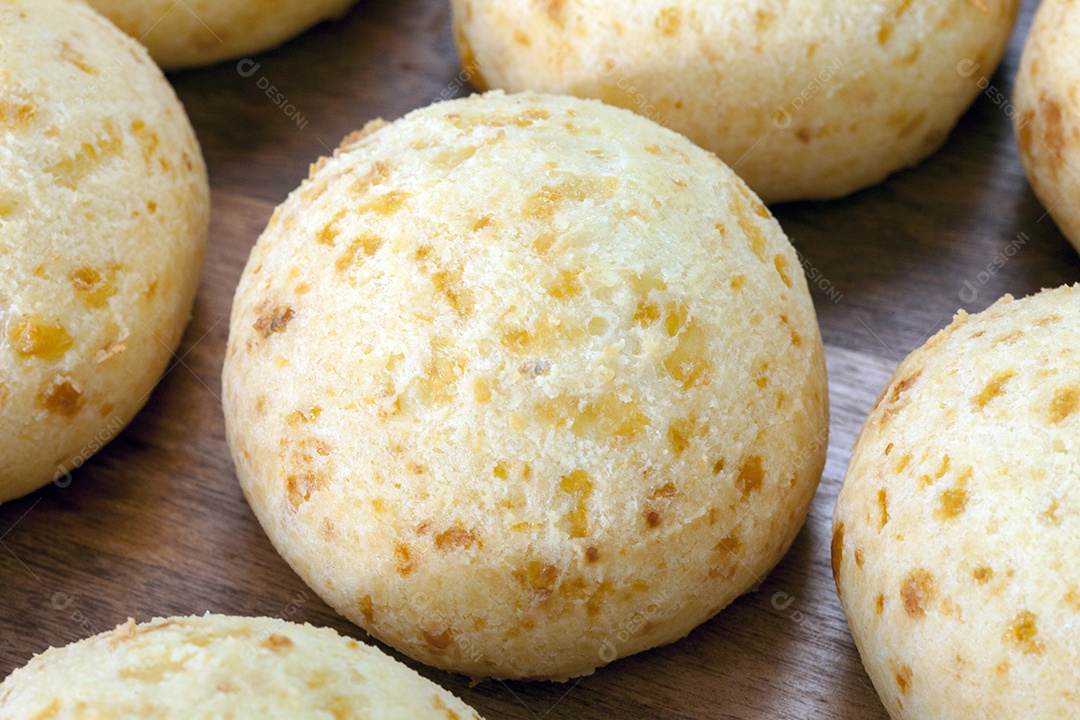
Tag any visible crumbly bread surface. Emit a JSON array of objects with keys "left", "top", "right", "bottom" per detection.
[
  {"left": 452, "top": 0, "right": 1019, "bottom": 203},
  {"left": 833, "top": 285, "right": 1080, "bottom": 718},
  {"left": 224, "top": 91, "right": 829, "bottom": 680},
  {"left": 0, "top": 614, "right": 483, "bottom": 719},
  {"left": 0, "top": 0, "right": 209, "bottom": 502},
  {"left": 1015, "top": 0, "right": 1080, "bottom": 256},
  {"left": 87, "top": 0, "right": 356, "bottom": 69}
]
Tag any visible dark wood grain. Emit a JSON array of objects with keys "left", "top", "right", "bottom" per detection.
[{"left": 2, "top": 1, "right": 1078, "bottom": 717}]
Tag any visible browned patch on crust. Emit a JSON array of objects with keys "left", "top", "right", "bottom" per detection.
[
  {"left": 433, "top": 696, "right": 463, "bottom": 720},
  {"left": 755, "top": 8, "right": 778, "bottom": 30},
  {"left": 667, "top": 419, "right": 693, "bottom": 456},
  {"left": 262, "top": 634, "right": 294, "bottom": 652},
  {"left": 395, "top": 543, "right": 416, "bottom": 576},
  {"left": 709, "top": 532, "right": 743, "bottom": 580},
  {"left": 645, "top": 510, "right": 661, "bottom": 528},
  {"left": 60, "top": 41, "right": 97, "bottom": 74},
  {"left": 715, "top": 533, "right": 742, "bottom": 556},
  {"left": 537, "top": 0, "right": 567, "bottom": 26},
  {"left": 894, "top": 663, "right": 913, "bottom": 695},
  {"left": 514, "top": 560, "right": 559, "bottom": 596},
  {"left": 454, "top": 27, "right": 488, "bottom": 91},
  {"left": 875, "top": 594, "right": 885, "bottom": 615},
  {"left": 1041, "top": 98, "right": 1066, "bottom": 169},
  {"left": 254, "top": 306, "right": 294, "bottom": 338},
  {"left": 736, "top": 456, "right": 764, "bottom": 497},
  {"left": 831, "top": 522, "right": 844, "bottom": 588},
  {"left": 901, "top": 569, "right": 934, "bottom": 618},
  {"left": 559, "top": 470, "right": 593, "bottom": 538},
  {"left": 937, "top": 486, "right": 969, "bottom": 520},
  {"left": 920, "top": 455, "right": 951, "bottom": 487},
  {"left": 8, "top": 317, "right": 73, "bottom": 360},
  {"left": 585, "top": 546, "right": 600, "bottom": 563},
  {"left": 1064, "top": 589, "right": 1080, "bottom": 611},
  {"left": 286, "top": 407, "right": 323, "bottom": 428},
  {"left": 878, "top": 488, "right": 889, "bottom": 528},
  {"left": 286, "top": 472, "right": 326, "bottom": 509},
  {"left": 891, "top": 372, "right": 921, "bottom": 401},
  {"left": 974, "top": 370, "right": 1016, "bottom": 408},
  {"left": 1050, "top": 387, "right": 1079, "bottom": 423},
  {"left": 774, "top": 255, "right": 794, "bottom": 287},
  {"left": 1006, "top": 610, "right": 1044, "bottom": 654},
  {"left": 358, "top": 595, "right": 375, "bottom": 623},
  {"left": 879, "top": 370, "right": 921, "bottom": 423},
  {"left": 358, "top": 190, "right": 411, "bottom": 216},
  {"left": 936, "top": 468, "right": 972, "bottom": 520},
  {"left": 656, "top": 7, "right": 682, "bottom": 35},
  {"left": 38, "top": 380, "right": 84, "bottom": 417},
  {"left": 337, "top": 234, "right": 384, "bottom": 271},
  {"left": 973, "top": 566, "right": 993, "bottom": 584},
  {"left": 650, "top": 482, "right": 676, "bottom": 500},
  {"left": 351, "top": 159, "right": 391, "bottom": 195},
  {"left": 0, "top": 91, "right": 36, "bottom": 126},
  {"left": 854, "top": 548, "right": 865, "bottom": 568},
  {"left": 434, "top": 525, "right": 481, "bottom": 551},
  {"left": 421, "top": 628, "right": 454, "bottom": 651},
  {"left": 1016, "top": 110, "right": 1036, "bottom": 163},
  {"left": 71, "top": 266, "right": 119, "bottom": 308},
  {"left": 586, "top": 580, "right": 613, "bottom": 617}
]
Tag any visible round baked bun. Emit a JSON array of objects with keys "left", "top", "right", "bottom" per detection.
[
  {"left": 0, "top": 0, "right": 209, "bottom": 503},
  {"left": 833, "top": 285, "right": 1080, "bottom": 719},
  {"left": 452, "top": 0, "right": 1020, "bottom": 203},
  {"left": 1015, "top": 0, "right": 1080, "bottom": 256},
  {"left": 86, "top": 0, "right": 357, "bottom": 70},
  {"left": 223, "top": 91, "right": 829, "bottom": 680},
  {"left": 0, "top": 614, "right": 484, "bottom": 719}
]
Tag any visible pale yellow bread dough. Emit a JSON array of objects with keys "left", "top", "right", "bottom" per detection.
[
  {"left": 0, "top": 0, "right": 209, "bottom": 502},
  {"left": 223, "top": 91, "right": 829, "bottom": 680},
  {"left": 833, "top": 285, "right": 1080, "bottom": 719},
  {"left": 1014, "top": 0, "right": 1080, "bottom": 256},
  {"left": 87, "top": 0, "right": 357, "bottom": 70},
  {"left": 452, "top": 0, "right": 1020, "bottom": 203},
  {"left": 0, "top": 614, "right": 484, "bottom": 719}
]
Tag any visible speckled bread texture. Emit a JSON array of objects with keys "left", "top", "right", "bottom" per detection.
[
  {"left": 0, "top": 614, "right": 484, "bottom": 719},
  {"left": 832, "top": 285, "right": 1080, "bottom": 719},
  {"left": 452, "top": 0, "right": 1019, "bottom": 203},
  {"left": 1014, "top": 0, "right": 1080, "bottom": 256},
  {"left": 0, "top": 0, "right": 209, "bottom": 502},
  {"left": 87, "top": 0, "right": 357, "bottom": 69},
  {"left": 224, "top": 91, "right": 829, "bottom": 680}
]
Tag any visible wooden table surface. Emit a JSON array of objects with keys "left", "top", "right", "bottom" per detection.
[{"left": 3, "top": 0, "right": 1079, "bottom": 717}]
